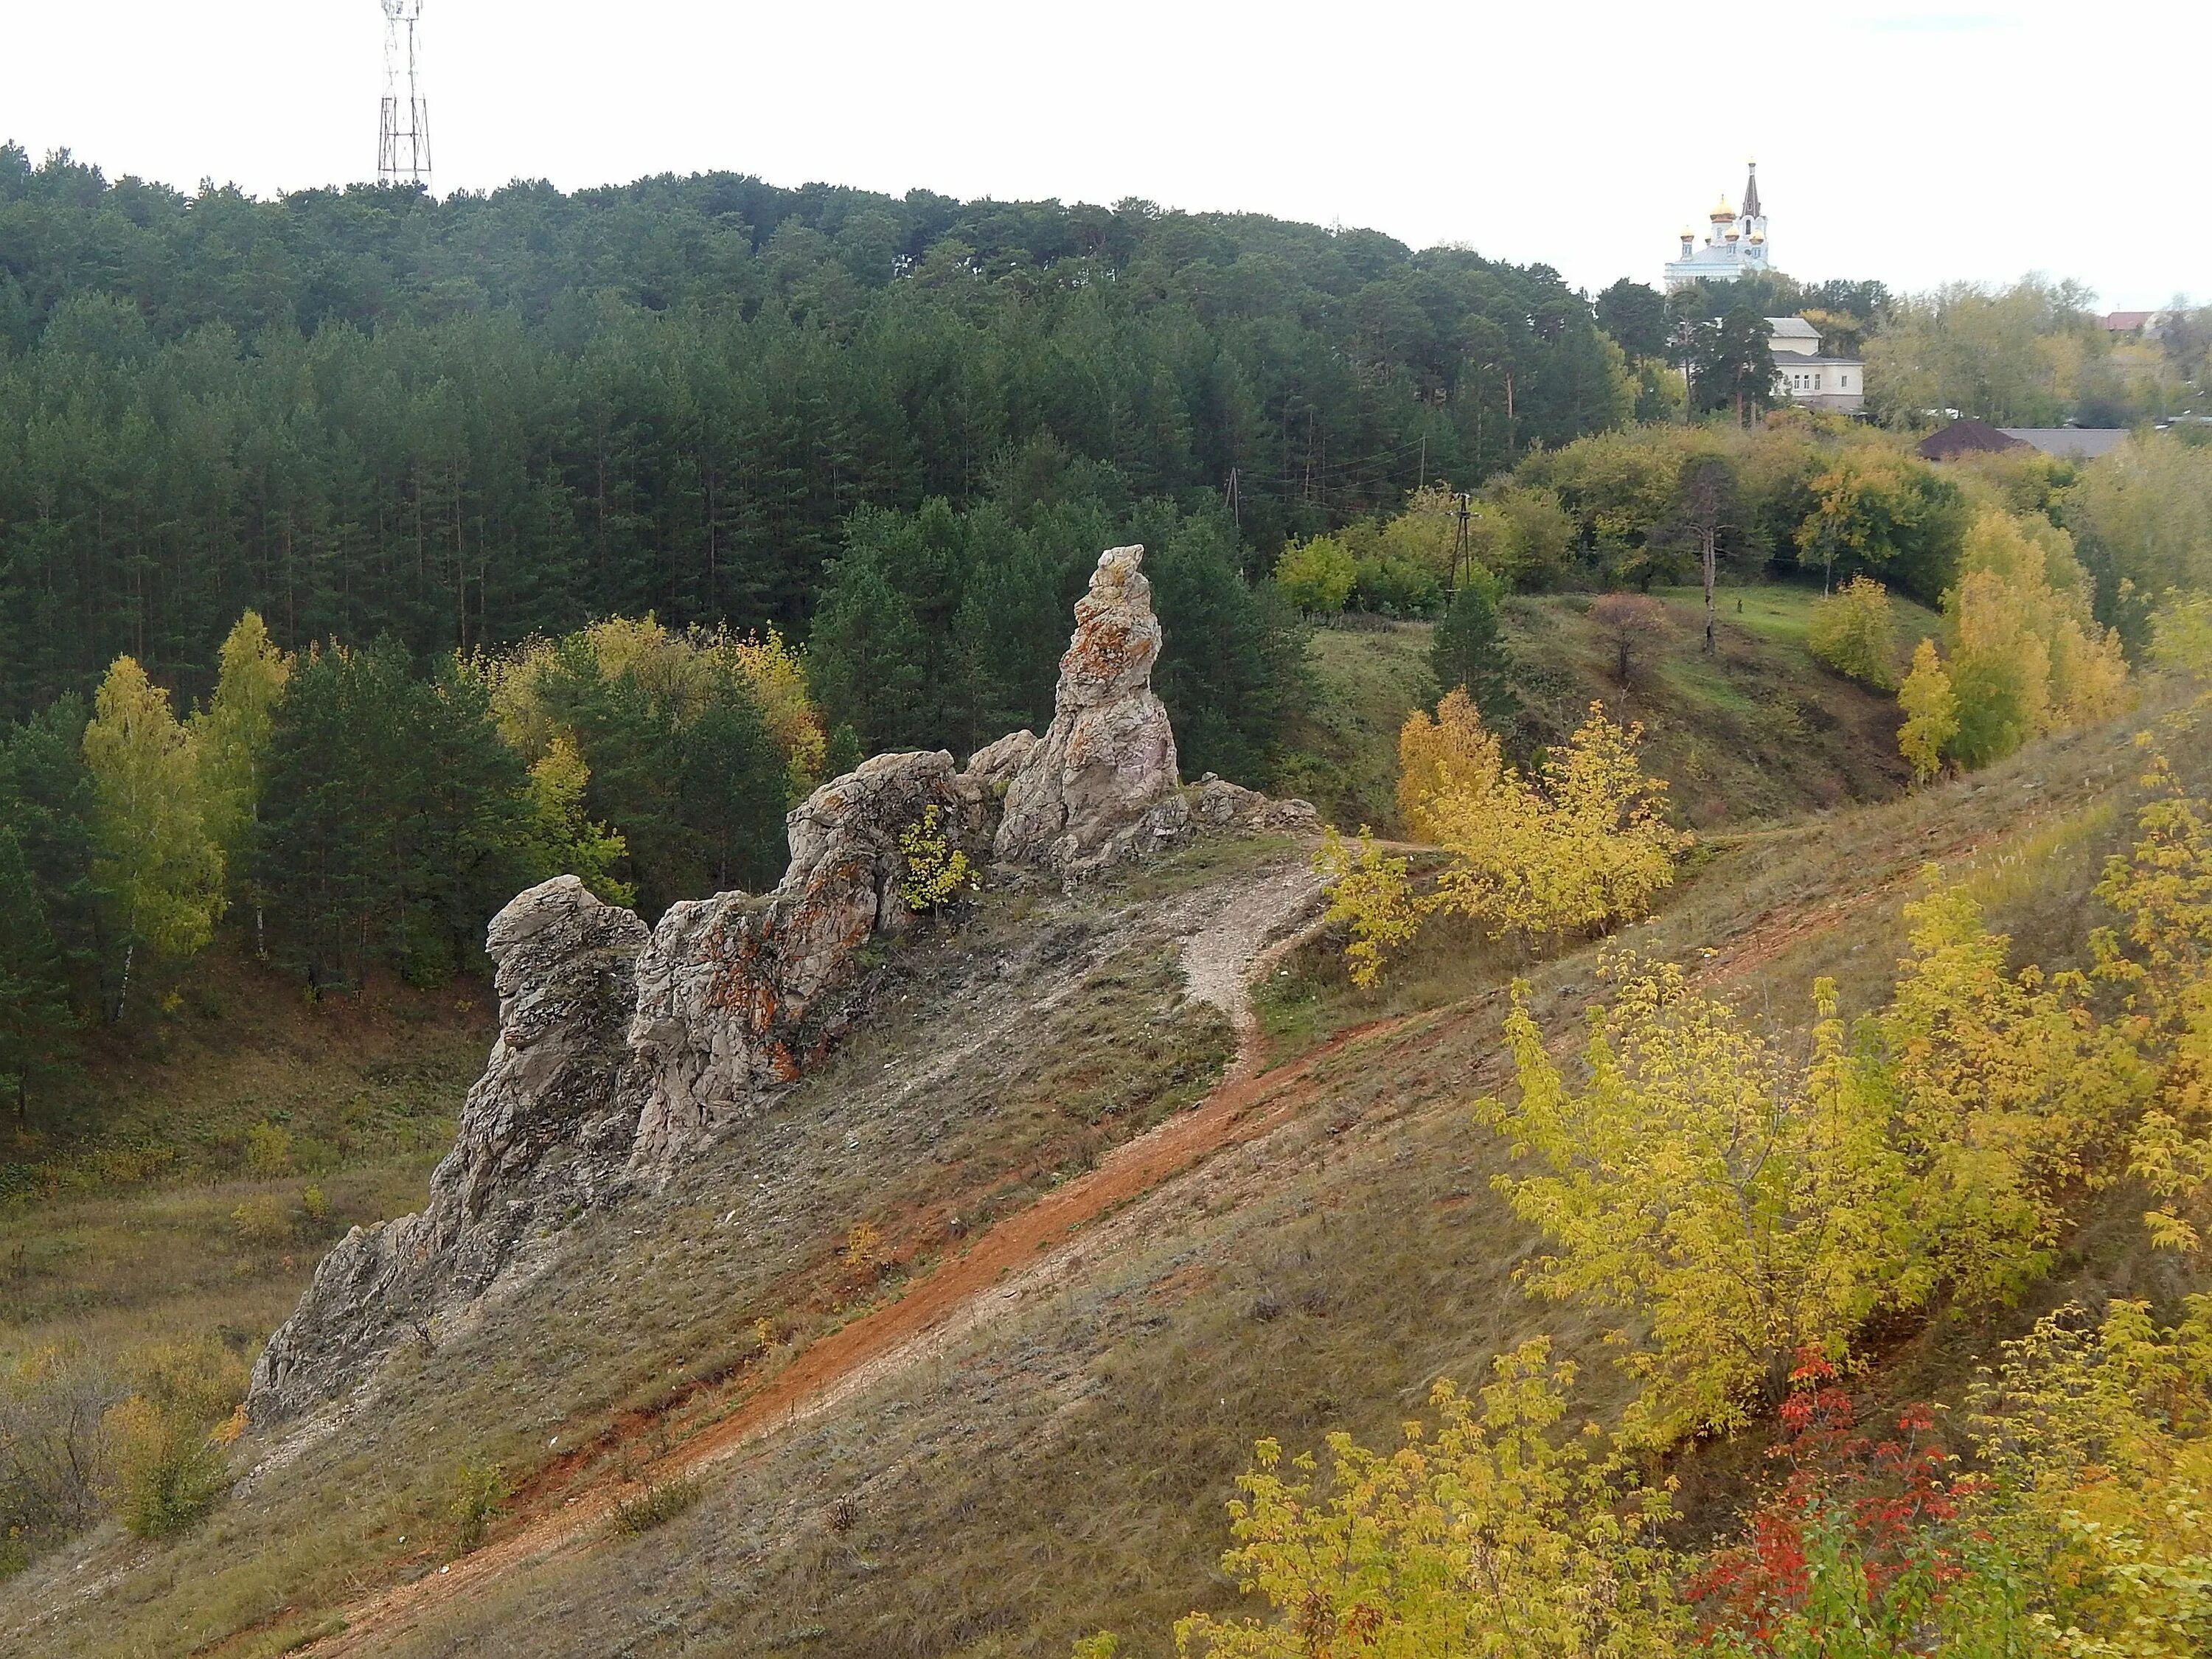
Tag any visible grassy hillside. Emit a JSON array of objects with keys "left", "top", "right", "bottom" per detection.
[
  {"left": 5, "top": 680, "right": 2198, "bottom": 1659},
  {"left": 1276, "top": 582, "right": 1937, "bottom": 835},
  {"left": 0, "top": 963, "right": 490, "bottom": 1453}
]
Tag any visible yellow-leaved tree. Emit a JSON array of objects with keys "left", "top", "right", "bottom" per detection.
[
  {"left": 522, "top": 734, "right": 633, "bottom": 906},
  {"left": 189, "top": 611, "right": 292, "bottom": 958},
  {"left": 2091, "top": 751, "right": 2212, "bottom": 1253},
  {"left": 1877, "top": 882, "right": 2140, "bottom": 1307},
  {"left": 1896, "top": 636, "right": 1958, "bottom": 784},
  {"left": 1805, "top": 574, "right": 1899, "bottom": 689},
  {"left": 83, "top": 656, "right": 226, "bottom": 1020},
  {"left": 1480, "top": 956, "right": 1910, "bottom": 1447},
  {"left": 1940, "top": 508, "right": 2132, "bottom": 769},
  {"left": 1324, "top": 698, "right": 1688, "bottom": 988},
  {"left": 1161, "top": 1340, "right": 1683, "bottom": 1659}
]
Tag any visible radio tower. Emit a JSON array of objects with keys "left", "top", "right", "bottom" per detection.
[{"left": 377, "top": 1, "right": 433, "bottom": 190}]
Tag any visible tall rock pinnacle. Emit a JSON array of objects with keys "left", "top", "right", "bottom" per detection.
[{"left": 993, "top": 546, "right": 1183, "bottom": 876}]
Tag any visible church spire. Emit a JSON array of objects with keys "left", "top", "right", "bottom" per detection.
[{"left": 1742, "top": 161, "right": 1761, "bottom": 223}]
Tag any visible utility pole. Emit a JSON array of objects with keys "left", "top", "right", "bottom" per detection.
[
  {"left": 1450, "top": 491, "right": 1472, "bottom": 592},
  {"left": 378, "top": 1, "right": 434, "bottom": 190}
]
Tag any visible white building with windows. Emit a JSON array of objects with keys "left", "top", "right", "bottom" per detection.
[
  {"left": 1767, "top": 316, "right": 1864, "bottom": 415},
  {"left": 1663, "top": 164, "right": 1773, "bottom": 289}
]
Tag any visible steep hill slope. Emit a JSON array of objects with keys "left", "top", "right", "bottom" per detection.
[
  {"left": 1276, "top": 582, "right": 1936, "bottom": 834},
  {"left": 8, "top": 681, "right": 2195, "bottom": 1659}
]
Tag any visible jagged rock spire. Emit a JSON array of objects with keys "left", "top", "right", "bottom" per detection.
[{"left": 993, "top": 546, "right": 1183, "bottom": 877}]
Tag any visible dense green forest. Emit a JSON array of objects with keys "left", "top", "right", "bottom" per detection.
[{"left": 0, "top": 145, "right": 1639, "bottom": 715}]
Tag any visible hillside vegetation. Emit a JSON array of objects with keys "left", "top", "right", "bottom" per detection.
[
  {"left": 5, "top": 672, "right": 2202, "bottom": 1658},
  {"left": 1279, "top": 582, "right": 1932, "bottom": 835}
]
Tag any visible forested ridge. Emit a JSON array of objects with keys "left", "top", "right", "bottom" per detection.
[{"left": 0, "top": 145, "right": 1632, "bottom": 714}]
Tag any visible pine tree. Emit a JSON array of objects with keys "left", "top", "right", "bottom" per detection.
[
  {"left": 1430, "top": 580, "right": 1517, "bottom": 730},
  {"left": 806, "top": 543, "right": 926, "bottom": 755},
  {"left": 0, "top": 696, "right": 105, "bottom": 1018},
  {"left": 0, "top": 829, "right": 75, "bottom": 1118}
]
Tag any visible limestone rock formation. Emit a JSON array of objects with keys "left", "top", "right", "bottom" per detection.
[
  {"left": 248, "top": 876, "right": 647, "bottom": 1425},
  {"left": 627, "top": 748, "right": 998, "bottom": 1162},
  {"left": 247, "top": 543, "right": 1321, "bottom": 1427},
  {"left": 995, "top": 546, "right": 1183, "bottom": 877}
]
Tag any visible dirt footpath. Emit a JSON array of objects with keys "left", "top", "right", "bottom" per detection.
[{"left": 299, "top": 858, "right": 1343, "bottom": 1657}]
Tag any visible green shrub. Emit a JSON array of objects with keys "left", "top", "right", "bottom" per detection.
[
  {"left": 1273, "top": 536, "right": 1356, "bottom": 615},
  {"left": 445, "top": 1459, "right": 507, "bottom": 1553},
  {"left": 1806, "top": 574, "right": 1899, "bottom": 689},
  {"left": 241, "top": 1119, "right": 292, "bottom": 1177}
]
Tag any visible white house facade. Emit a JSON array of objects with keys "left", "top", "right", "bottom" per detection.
[{"left": 1767, "top": 316, "right": 1864, "bottom": 415}]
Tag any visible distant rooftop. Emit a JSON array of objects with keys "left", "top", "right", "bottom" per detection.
[
  {"left": 1766, "top": 316, "right": 1820, "bottom": 339},
  {"left": 1998, "top": 428, "right": 2132, "bottom": 459},
  {"left": 2102, "top": 310, "right": 2156, "bottom": 333},
  {"left": 1917, "top": 419, "right": 2028, "bottom": 462}
]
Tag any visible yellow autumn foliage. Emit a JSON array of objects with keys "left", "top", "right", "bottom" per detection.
[
  {"left": 1327, "top": 700, "right": 1688, "bottom": 988},
  {"left": 1168, "top": 1341, "right": 1683, "bottom": 1659}
]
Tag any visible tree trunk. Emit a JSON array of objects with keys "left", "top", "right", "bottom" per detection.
[
  {"left": 1703, "top": 531, "right": 1719, "bottom": 655},
  {"left": 114, "top": 941, "right": 133, "bottom": 1025}
]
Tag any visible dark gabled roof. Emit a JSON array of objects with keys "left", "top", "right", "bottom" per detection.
[{"left": 1916, "top": 418, "right": 2030, "bottom": 461}]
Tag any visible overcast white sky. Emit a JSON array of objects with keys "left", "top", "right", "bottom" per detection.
[{"left": 4, "top": 1, "right": 2205, "bottom": 309}]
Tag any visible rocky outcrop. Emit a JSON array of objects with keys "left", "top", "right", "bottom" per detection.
[
  {"left": 995, "top": 546, "right": 1183, "bottom": 877},
  {"left": 248, "top": 544, "right": 1318, "bottom": 1428},
  {"left": 248, "top": 877, "right": 647, "bottom": 1425},
  {"left": 627, "top": 748, "right": 1000, "bottom": 1162}
]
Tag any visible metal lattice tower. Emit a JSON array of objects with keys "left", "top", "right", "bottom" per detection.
[{"left": 377, "top": 1, "right": 433, "bottom": 190}]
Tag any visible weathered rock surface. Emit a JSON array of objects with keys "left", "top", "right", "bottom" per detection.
[
  {"left": 248, "top": 877, "right": 647, "bottom": 1425},
  {"left": 247, "top": 545, "right": 1318, "bottom": 1427},
  {"left": 627, "top": 748, "right": 998, "bottom": 1163},
  {"left": 995, "top": 546, "right": 1183, "bottom": 877}
]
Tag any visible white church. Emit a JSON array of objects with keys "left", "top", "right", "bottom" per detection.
[
  {"left": 1663, "top": 164, "right": 1774, "bottom": 290},
  {"left": 1663, "top": 164, "right": 1865, "bottom": 416}
]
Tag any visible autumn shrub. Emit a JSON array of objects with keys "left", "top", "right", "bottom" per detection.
[
  {"left": 1970, "top": 1298, "right": 2212, "bottom": 1658},
  {"left": 1481, "top": 956, "right": 1911, "bottom": 1446},
  {"left": 230, "top": 1192, "right": 293, "bottom": 1247},
  {"left": 897, "top": 805, "right": 975, "bottom": 914},
  {"left": 0, "top": 1346, "right": 124, "bottom": 1566},
  {"left": 1324, "top": 699, "right": 1688, "bottom": 988},
  {"left": 1897, "top": 639, "right": 1958, "bottom": 784},
  {"left": 2090, "top": 754, "right": 2212, "bottom": 1253},
  {"left": 102, "top": 1337, "right": 246, "bottom": 1538},
  {"left": 1806, "top": 574, "right": 1899, "bottom": 689},
  {"left": 1394, "top": 687, "right": 1500, "bottom": 841},
  {"left": 1164, "top": 1340, "right": 1684, "bottom": 1659},
  {"left": 1312, "top": 830, "right": 1419, "bottom": 990},
  {"left": 444, "top": 1458, "right": 507, "bottom": 1554},
  {"left": 1875, "top": 883, "right": 2138, "bottom": 1307},
  {"left": 241, "top": 1119, "right": 292, "bottom": 1177},
  {"left": 1422, "top": 703, "right": 1688, "bottom": 946},
  {"left": 1692, "top": 1352, "right": 2044, "bottom": 1658},
  {"left": 1930, "top": 509, "right": 2132, "bottom": 771}
]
